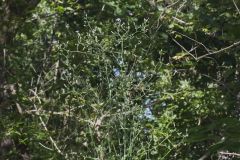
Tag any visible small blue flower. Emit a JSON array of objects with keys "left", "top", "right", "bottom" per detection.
[
  {"left": 144, "top": 108, "right": 154, "bottom": 120},
  {"left": 113, "top": 68, "right": 120, "bottom": 77}
]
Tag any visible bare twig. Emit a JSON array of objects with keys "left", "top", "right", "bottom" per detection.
[
  {"left": 53, "top": 60, "right": 59, "bottom": 83},
  {"left": 156, "top": 0, "right": 181, "bottom": 28},
  {"left": 29, "top": 88, "right": 64, "bottom": 156},
  {"left": 171, "top": 37, "right": 197, "bottom": 60},
  {"left": 233, "top": 0, "right": 240, "bottom": 15},
  {"left": 219, "top": 151, "right": 240, "bottom": 157},
  {"left": 198, "top": 152, "right": 210, "bottom": 160},
  {"left": 171, "top": 34, "right": 240, "bottom": 61},
  {"left": 172, "top": 17, "right": 189, "bottom": 25},
  {"left": 175, "top": 0, "right": 187, "bottom": 16},
  {"left": 15, "top": 103, "right": 23, "bottom": 114},
  {"left": 39, "top": 142, "right": 54, "bottom": 151},
  {"left": 173, "top": 31, "right": 210, "bottom": 53},
  {"left": 25, "top": 109, "right": 72, "bottom": 117},
  {"left": 166, "top": 0, "right": 181, "bottom": 9},
  {"left": 33, "top": 104, "right": 63, "bottom": 155},
  {"left": 197, "top": 41, "right": 240, "bottom": 60}
]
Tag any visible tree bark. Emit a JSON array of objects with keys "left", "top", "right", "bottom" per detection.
[
  {"left": 0, "top": 0, "right": 41, "bottom": 104},
  {"left": 0, "top": 0, "right": 41, "bottom": 158}
]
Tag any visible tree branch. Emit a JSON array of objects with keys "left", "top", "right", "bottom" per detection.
[
  {"left": 219, "top": 151, "right": 240, "bottom": 157},
  {"left": 197, "top": 41, "right": 240, "bottom": 60},
  {"left": 233, "top": 0, "right": 240, "bottom": 15}
]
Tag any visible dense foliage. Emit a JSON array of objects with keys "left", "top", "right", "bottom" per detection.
[{"left": 1, "top": 0, "right": 240, "bottom": 159}]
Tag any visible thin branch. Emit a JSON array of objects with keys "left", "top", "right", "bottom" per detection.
[
  {"left": 197, "top": 41, "right": 240, "bottom": 60},
  {"left": 25, "top": 109, "right": 72, "bottom": 117},
  {"left": 156, "top": 0, "right": 181, "bottom": 28},
  {"left": 171, "top": 31, "right": 240, "bottom": 61},
  {"left": 39, "top": 142, "right": 54, "bottom": 151},
  {"left": 172, "top": 17, "right": 189, "bottom": 25},
  {"left": 166, "top": 0, "right": 181, "bottom": 9},
  {"left": 33, "top": 103, "right": 63, "bottom": 155},
  {"left": 3, "top": 48, "right": 6, "bottom": 67},
  {"left": 173, "top": 31, "right": 210, "bottom": 53},
  {"left": 219, "top": 151, "right": 240, "bottom": 157},
  {"left": 16, "top": 103, "right": 23, "bottom": 114},
  {"left": 171, "top": 37, "right": 197, "bottom": 60},
  {"left": 199, "top": 152, "right": 210, "bottom": 160},
  {"left": 175, "top": 0, "right": 187, "bottom": 16},
  {"left": 29, "top": 88, "right": 64, "bottom": 156},
  {"left": 233, "top": 0, "right": 240, "bottom": 15}
]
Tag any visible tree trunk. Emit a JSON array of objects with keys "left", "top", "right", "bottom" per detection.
[
  {"left": 0, "top": 0, "right": 40, "bottom": 103},
  {"left": 0, "top": 1, "right": 41, "bottom": 158}
]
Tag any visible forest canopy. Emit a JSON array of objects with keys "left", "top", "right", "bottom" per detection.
[{"left": 1, "top": 0, "right": 240, "bottom": 159}]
